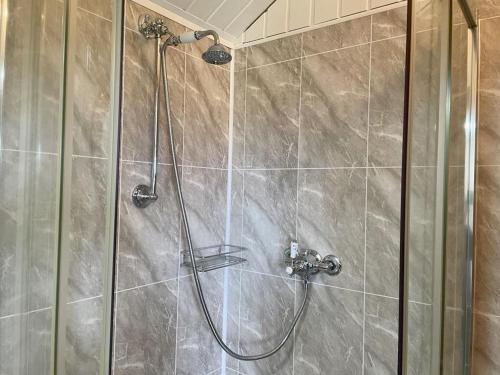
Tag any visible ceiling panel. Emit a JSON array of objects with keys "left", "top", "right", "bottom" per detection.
[{"left": 148, "top": 0, "right": 275, "bottom": 44}]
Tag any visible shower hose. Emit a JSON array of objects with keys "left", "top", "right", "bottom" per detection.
[{"left": 159, "top": 43, "right": 310, "bottom": 361}]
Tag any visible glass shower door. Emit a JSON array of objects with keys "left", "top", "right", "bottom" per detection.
[
  {"left": 0, "top": 0, "right": 66, "bottom": 373},
  {"left": 403, "top": 0, "right": 477, "bottom": 374}
]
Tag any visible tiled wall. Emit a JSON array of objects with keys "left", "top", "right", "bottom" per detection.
[
  {"left": 226, "top": 7, "right": 409, "bottom": 375},
  {"left": 0, "top": 0, "right": 64, "bottom": 373},
  {"left": 112, "top": 1, "right": 230, "bottom": 374},
  {"left": 472, "top": 1, "right": 500, "bottom": 374}
]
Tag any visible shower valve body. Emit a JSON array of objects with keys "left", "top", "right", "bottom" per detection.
[{"left": 284, "top": 241, "right": 342, "bottom": 278}]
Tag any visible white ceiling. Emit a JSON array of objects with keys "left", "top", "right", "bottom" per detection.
[{"left": 147, "top": 0, "right": 276, "bottom": 45}]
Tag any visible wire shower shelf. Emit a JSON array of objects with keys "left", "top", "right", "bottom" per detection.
[{"left": 182, "top": 244, "right": 248, "bottom": 272}]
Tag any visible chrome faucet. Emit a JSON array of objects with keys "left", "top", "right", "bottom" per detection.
[{"left": 284, "top": 241, "right": 342, "bottom": 278}]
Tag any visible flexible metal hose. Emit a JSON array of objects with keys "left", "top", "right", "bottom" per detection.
[{"left": 159, "top": 43, "right": 310, "bottom": 361}]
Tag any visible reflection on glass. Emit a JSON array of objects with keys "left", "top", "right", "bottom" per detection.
[{"left": 0, "top": 0, "right": 65, "bottom": 373}]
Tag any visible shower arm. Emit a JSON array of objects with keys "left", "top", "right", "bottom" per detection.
[
  {"left": 165, "top": 29, "right": 220, "bottom": 47},
  {"left": 160, "top": 43, "right": 310, "bottom": 361}
]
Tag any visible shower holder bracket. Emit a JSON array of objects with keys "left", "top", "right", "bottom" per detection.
[
  {"left": 182, "top": 244, "right": 248, "bottom": 272},
  {"left": 284, "top": 240, "right": 342, "bottom": 278}
]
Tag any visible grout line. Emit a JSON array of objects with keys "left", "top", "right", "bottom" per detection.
[
  {"left": 73, "top": 154, "right": 108, "bottom": 160},
  {"left": 121, "top": 158, "right": 229, "bottom": 170},
  {"left": 173, "top": 47, "right": 188, "bottom": 375},
  {"left": 234, "top": 166, "right": 405, "bottom": 171},
  {"left": 77, "top": 6, "right": 113, "bottom": 23},
  {"left": 473, "top": 310, "right": 500, "bottom": 319},
  {"left": 292, "top": 33, "right": 305, "bottom": 375},
  {"left": 237, "top": 268, "right": 417, "bottom": 302},
  {"left": 115, "top": 275, "right": 187, "bottom": 294},
  {"left": 476, "top": 13, "right": 500, "bottom": 22},
  {"left": 66, "top": 294, "right": 103, "bottom": 305},
  {"left": 0, "top": 148, "right": 59, "bottom": 156},
  {"left": 0, "top": 306, "right": 53, "bottom": 321},
  {"left": 361, "top": 17, "right": 374, "bottom": 375},
  {"left": 235, "top": 48, "right": 248, "bottom": 374},
  {"left": 244, "top": 32, "right": 408, "bottom": 73},
  {"left": 220, "top": 51, "right": 237, "bottom": 374}
]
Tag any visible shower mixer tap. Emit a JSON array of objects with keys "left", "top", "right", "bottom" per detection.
[{"left": 284, "top": 241, "right": 342, "bottom": 278}]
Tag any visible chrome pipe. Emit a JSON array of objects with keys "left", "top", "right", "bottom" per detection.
[
  {"left": 151, "top": 37, "right": 161, "bottom": 196},
  {"left": 160, "top": 42, "right": 309, "bottom": 361}
]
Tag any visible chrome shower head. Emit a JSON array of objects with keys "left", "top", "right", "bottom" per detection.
[
  {"left": 202, "top": 43, "right": 232, "bottom": 65},
  {"left": 165, "top": 29, "right": 232, "bottom": 65}
]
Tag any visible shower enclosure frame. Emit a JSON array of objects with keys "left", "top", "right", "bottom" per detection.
[
  {"left": 52, "top": 0, "right": 125, "bottom": 373},
  {"left": 400, "top": 0, "right": 478, "bottom": 374}
]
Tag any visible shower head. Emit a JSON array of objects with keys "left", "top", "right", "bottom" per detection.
[
  {"left": 166, "top": 30, "right": 232, "bottom": 65},
  {"left": 202, "top": 44, "right": 232, "bottom": 65}
]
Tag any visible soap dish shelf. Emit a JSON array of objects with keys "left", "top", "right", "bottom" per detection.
[{"left": 182, "top": 244, "right": 247, "bottom": 272}]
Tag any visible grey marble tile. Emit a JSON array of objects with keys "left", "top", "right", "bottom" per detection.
[
  {"left": 184, "top": 56, "right": 230, "bottom": 168},
  {"left": 294, "top": 285, "right": 364, "bottom": 375},
  {"left": 478, "top": 17, "right": 500, "bottom": 166},
  {"left": 181, "top": 167, "right": 228, "bottom": 250},
  {"left": 302, "top": 16, "right": 371, "bottom": 56},
  {"left": 1, "top": 0, "right": 64, "bottom": 153},
  {"left": 114, "top": 280, "right": 177, "bottom": 375},
  {"left": 0, "top": 308, "right": 53, "bottom": 375},
  {"left": 117, "top": 162, "right": 180, "bottom": 290},
  {"left": 225, "top": 269, "right": 242, "bottom": 371},
  {"left": 73, "top": 8, "right": 112, "bottom": 158},
  {"left": 229, "top": 169, "right": 244, "bottom": 249},
  {"left": 234, "top": 48, "right": 247, "bottom": 72},
  {"left": 158, "top": 46, "right": 186, "bottom": 165},
  {"left": 372, "top": 6, "right": 407, "bottom": 41},
  {"left": 176, "top": 272, "right": 224, "bottom": 375},
  {"left": 37, "top": 0, "right": 65, "bottom": 153},
  {"left": 238, "top": 271, "right": 295, "bottom": 375},
  {"left": 407, "top": 167, "right": 435, "bottom": 304},
  {"left": 68, "top": 156, "right": 108, "bottom": 302},
  {"left": 247, "top": 34, "right": 302, "bottom": 68},
  {"left": 475, "top": 167, "right": 500, "bottom": 316},
  {"left": 364, "top": 295, "right": 398, "bottom": 375},
  {"left": 245, "top": 60, "right": 300, "bottom": 169},
  {"left": 298, "top": 169, "right": 366, "bottom": 291},
  {"left": 232, "top": 70, "right": 246, "bottom": 169},
  {"left": 242, "top": 170, "right": 297, "bottom": 277},
  {"left": 407, "top": 302, "right": 432, "bottom": 375},
  {"left": 0, "top": 152, "right": 58, "bottom": 316},
  {"left": 300, "top": 45, "right": 370, "bottom": 168},
  {"left": 368, "top": 37, "right": 406, "bottom": 167},
  {"left": 366, "top": 168, "right": 401, "bottom": 298},
  {"left": 410, "top": 29, "right": 440, "bottom": 167},
  {"left": 65, "top": 297, "right": 103, "bottom": 375},
  {"left": 121, "top": 29, "right": 184, "bottom": 164},
  {"left": 120, "top": 28, "right": 153, "bottom": 162},
  {"left": 472, "top": 313, "right": 500, "bottom": 375},
  {"left": 78, "top": 0, "right": 113, "bottom": 20}
]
